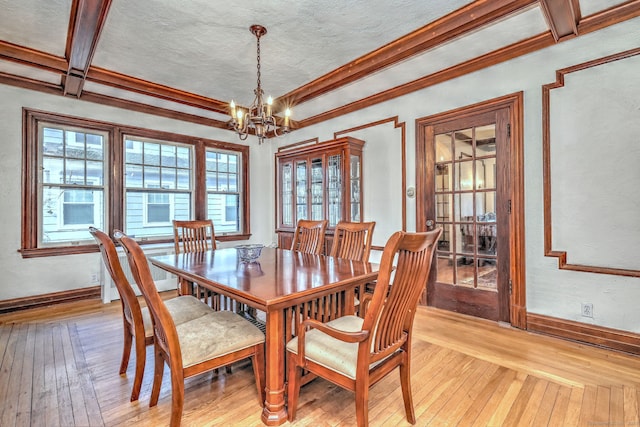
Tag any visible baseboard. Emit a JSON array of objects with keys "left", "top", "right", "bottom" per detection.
[
  {"left": 527, "top": 312, "right": 640, "bottom": 355},
  {"left": 0, "top": 286, "right": 101, "bottom": 314}
]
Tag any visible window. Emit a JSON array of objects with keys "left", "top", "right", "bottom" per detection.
[
  {"left": 124, "top": 137, "right": 192, "bottom": 238},
  {"left": 39, "top": 124, "right": 106, "bottom": 245},
  {"left": 206, "top": 149, "right": 241, "bottom": 233},
  {"left": 22, "top": 110, "right": 251, "bottom": 257}
]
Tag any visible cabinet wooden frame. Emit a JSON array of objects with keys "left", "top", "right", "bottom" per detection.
[{"left": 275, "top": 137, "right": 365, "bottom": 251}]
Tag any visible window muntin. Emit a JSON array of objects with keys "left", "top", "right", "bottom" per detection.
[
  {"left": 39, "top": 124, "right": 106, "bottom": 245},
  {"left": 22, "top": 110, "right": 251, "bottom": 257},
  {"left": 124, "top": 137, "right": 192, "bottom": 239},
  {"left": 206, "top": 149, "right": 241, "bottom": 234}
]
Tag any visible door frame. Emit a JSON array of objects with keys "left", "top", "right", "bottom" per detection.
[{"left": 416, "top": 92, "right": 526, "bottom": 329}]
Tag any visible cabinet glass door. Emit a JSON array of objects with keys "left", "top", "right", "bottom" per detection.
[
  {"left": 310, "top": 157, "right": 324, "bottom": 220},
  {"left": 296, "top": 160, "right": 308, "bottom": 220},
  {"left": 327, "top": 153, "right": 342, "bottom": 226},
  {"left": 350, "top": 154, "right": 361, "bottom": 222},
  {"left": 281, "top": 162, "right": 293, "bottom": 226}
]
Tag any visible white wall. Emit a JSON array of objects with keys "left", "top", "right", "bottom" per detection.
[
  {"left": 1, "top": 17, "right": 639, "bottom": 334},
  {"left": 0, "top": 86, "right": 274, "bottom": 300},
  {"left": 278, "top": 17, "right": 640, "bottom": 332}
]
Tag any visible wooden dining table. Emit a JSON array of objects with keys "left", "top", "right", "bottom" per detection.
[{"left": 148, "top": 246, "right": 379, "bottom": 425}]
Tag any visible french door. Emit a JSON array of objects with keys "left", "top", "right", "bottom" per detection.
[{"left": 417, "top": 107, "right": 512, "bottom": 322}]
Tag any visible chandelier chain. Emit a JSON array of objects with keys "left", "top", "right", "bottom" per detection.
[{"left": 256, "top": 35, "right": 261, "bottom": 95}]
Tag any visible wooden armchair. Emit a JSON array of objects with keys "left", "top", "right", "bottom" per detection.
[
  {"left": 89, "top": 227, "right": 213, "bottom": 402},
  {"left": 290, "top": 219, "right": 328, "bottom": 255},
  {"left": 329, "top": 221, "right": 376, "bottom": 262},
  {"left": 115, "top": 231, "right": 266, "bottom": 427},
  {"left": 286, "top": 229, "right": 442, "bottom": 426}
]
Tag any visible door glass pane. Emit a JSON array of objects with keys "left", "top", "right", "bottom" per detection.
[
  {"left": 435, "top": 132, "right": 452, "bottom": 162},
  {"left": 454, "top": 128, "right": 473, "bottom": 160},
  {"left": 455, "top": 161, "right": 473, "bottom": 190},
  {"left": 476, "top": 124, "right": 496, "bottom": 157}
]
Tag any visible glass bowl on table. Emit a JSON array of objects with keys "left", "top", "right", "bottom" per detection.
[{"left": 235, "top": 244, "right": 264, "bottom": 263}]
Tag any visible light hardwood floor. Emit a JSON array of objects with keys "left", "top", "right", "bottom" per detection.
[{"left": 2, "top": 294, "right": 640, "bottom": 426}]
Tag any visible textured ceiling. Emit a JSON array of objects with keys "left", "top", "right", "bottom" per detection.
[
  {"left": 91, "top": 0, "right": 472, "bottom": 104},
  {"left": 0, "top": 0, "right": 633, "bottom": 124}
]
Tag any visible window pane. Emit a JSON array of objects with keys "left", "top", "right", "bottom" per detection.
[
  {"left": 64, "top": 203, "right": 94, "bottom": 225},
  {"left": 42, "top": 187, "right": 104, "bottom": 243},
  {"left": 86, "top": 135, "right": 104, "bottom": 160},
  {"left": 161, "top": 168, "right": 176, "bottom": 189},
  {"left": 86, "top": 161, "right": 103, "bottom": 186},
  {"left": 126, "top": 164, "right": 143, "bottom": 188},
  {"left": 64, "top": 159, "right": 85, "bottom": 184},
  {"left": 177, "top": 147, "right": 190, "bottom": 168},
  {"left": 65, "top": 131, "right": 85, "bottom": 159},
  {"left": 147, "top": 203, "right": 170, "bottom": 223},
  {"left": 43, "top": 128, "right": 64, "bottom": 156},
  {"left": 144, "top": 166, "right": 160, "bottom": 188},
  {"left": 144, "top": 142, "right": 160, "bottom": 166},
  {"left": 177, "top": 169, "right": 190, "bottom": 190},
  {"left": 125, "top": 139, "right": 143, "bottom": 164},
  {"left": 207, "top": 193, "right": 239, "bottom": 233},
  {"left": 42, "top": 157, "right": 64, "bottom": 184},
  {"left": 161, "top": 144, "right": 176, "bottom": 167}
]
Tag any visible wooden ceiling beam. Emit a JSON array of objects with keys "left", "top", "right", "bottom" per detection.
[
  {"left": 63, "top": 0, "right": 112, "bottom": 97},
  {"left": 539, "top": 0, "right": 578, "bottom": 41},
  {"left": 0, "top": 41, "right": 67, "bottom": 73},
  {"left": 277, "top": 0, "right": 538, "bottom": 108},
  {"left": 293, "top": 0, "right": 640, "bottom": 130},
  {"left": 86, "top": 67, "right": 231, "bottom": 115}
]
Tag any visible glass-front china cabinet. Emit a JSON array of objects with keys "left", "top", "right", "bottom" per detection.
[{"left": 276, "top": 137, "right": 365, "bottom": 251}]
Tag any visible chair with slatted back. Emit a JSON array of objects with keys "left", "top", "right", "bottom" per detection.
[
  {"left": 172, "top": 219, "right": 216, "bottom": 296},
  {"left": 286, "top": 229, "right": 442, "bottom": 426},
  {"left": 290, "top": 219, "right": 328, "bottom": 255},
  {"left": 329, "top": 221, "right": 376, "bottom": 262},
  {"left": 115, "top": 231, "right": 266, "bottom": 427},
  {"left": 89, "top": 227, "right": 213, "bottom": 402},
  {"left": 172, "top": 219, "right": 216, "bottom": 253}
]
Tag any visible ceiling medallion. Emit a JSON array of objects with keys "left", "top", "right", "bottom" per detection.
[{"left": 229, "top": 25, "right": 291, "bottom": 144}]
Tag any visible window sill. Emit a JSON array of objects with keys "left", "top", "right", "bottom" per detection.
[{"left": 20, "top": 233, "right": 252, "bottom": 258}]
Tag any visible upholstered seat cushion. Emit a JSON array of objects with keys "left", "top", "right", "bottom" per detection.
[
  {"left": 287, "top": 315, "right": 386, "bottom": 380},
  {"left": 176, "top": 311, "right": 265, "bottom": 368},
  {"left": 142, "top": 295, "right": 214, "bottom": 338}
]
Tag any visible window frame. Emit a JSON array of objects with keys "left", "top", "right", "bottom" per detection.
[
  {"left": 205, "top": 147, "right": 243, "bottom": 234},
  {"left": 21, "top": 108, "right": 251, "bottom": 258}
]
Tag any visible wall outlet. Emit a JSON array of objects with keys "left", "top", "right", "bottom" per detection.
[
  {"left": 90, "top": 272, "right": 100, "bottom": 284},
  {"left": 581, "top": 303, "right": 593, "bottom": 318}
]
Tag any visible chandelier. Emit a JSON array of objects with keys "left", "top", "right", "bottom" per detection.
[{"left": 229, "top": 25, "right": 290, "bottom": 144}]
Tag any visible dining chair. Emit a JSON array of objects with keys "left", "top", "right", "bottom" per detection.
[
  {"left": 286, "top": 228, "right": 442, "bottom": 426},
  {"left": 329, "top": 221, "right": 376, "bottom": 262},
  {"left": 115, "top": 231, "right": 266, "bottom": 427},
  {"left": 172, "top": 219, "right": 216, "bottom": 253},
  {"left": 89, "top": 227, "right": 214, "bottom": 402},
  {"left": 172, "top": 219, "right": 216, "bottom": 298},
  {"left": 290, "top": 219, "right": 328, "bottom": 255}
]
